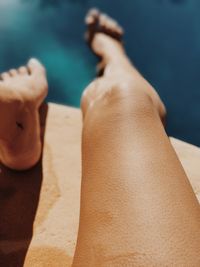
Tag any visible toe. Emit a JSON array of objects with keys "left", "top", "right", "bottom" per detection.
[
  {"left": 27, "top": 58, "right": 48, "bottom": 106},
  {"left": 1, "top": 72, "right": 10, "bottom": 80},
  {"left": 18, "top": 66, "right": 28, "bottom": 75},
  {"left": 99, "top": 13, "right": 124, "bottom": 37},
  {"left": 99, "top": 13, "right": 109, "bottom": 28},
  {"left": 9, "top": 69, "right": 18, "bottom": 77},
  {"left": 85, "top": 8, "right": 100, "bottom": 43},
  {"left": 28, "top": 58, "right": 46, "bottom": 76},
  {"left": 105, "top": 17, "right": 124, "bottom": 35},
  {"left": 85, "top": 8, "right": 99, "bottom": 25},
  {"left": 114, "top": 23, "right": 124, "bottom": 36}
]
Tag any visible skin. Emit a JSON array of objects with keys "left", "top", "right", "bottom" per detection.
[
  {"left": 72, "top": 9, "right": 200, "bottom": 266},
  {"left": 0, "top": 59, "right": 48, "bottom": 170}
]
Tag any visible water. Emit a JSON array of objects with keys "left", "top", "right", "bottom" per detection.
[{"left": 0, "top": 0, "right": 200, "bottom": 146}]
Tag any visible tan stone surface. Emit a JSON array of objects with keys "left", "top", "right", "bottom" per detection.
[{"left": 0, "top": 103, "right": 199, "bottom": 267}]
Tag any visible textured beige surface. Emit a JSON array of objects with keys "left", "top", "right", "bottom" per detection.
[{"left": 0, "top": 103, "right": 199, "bottom": 267}]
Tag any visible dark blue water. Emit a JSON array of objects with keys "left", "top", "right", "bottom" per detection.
[{"left": 0, "top": 0, "right": 200, "bottom": 146}]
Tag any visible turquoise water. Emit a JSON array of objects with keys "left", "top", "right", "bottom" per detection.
[{"left": 0, "top": 0, "right": 200, "bottom": 146}]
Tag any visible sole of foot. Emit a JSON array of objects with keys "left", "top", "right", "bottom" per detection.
[{"left": 0, "top": 58, "right": 48, "bottom": 170}]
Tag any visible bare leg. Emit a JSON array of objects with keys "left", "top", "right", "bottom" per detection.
[
  {"left": 0, "top": 59, "right": 48, "bottom": 170},
  {"left": 72, "top": 9, "right": 200, "bottom": 267},
  {"left": 82, "top": 9, "right": 166, "bottom": 123}
]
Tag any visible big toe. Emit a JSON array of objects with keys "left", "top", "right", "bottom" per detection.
[
  {"left": 85, "top": 8, "right": 99, "bottom": 25},
  {"left": 28, "top": 58, "right": 46, "bottom": 76},
  {"left": 28, "top": 58, "right": 48, "bottom": 104}
]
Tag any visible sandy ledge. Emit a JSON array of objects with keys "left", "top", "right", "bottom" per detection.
[{"left": 0, "top": 102, "right": 199, "bottom": 267}]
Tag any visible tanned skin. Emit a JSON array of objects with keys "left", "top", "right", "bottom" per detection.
[{"left": 73, "top": 9, "right": 200, "bottom": 267}]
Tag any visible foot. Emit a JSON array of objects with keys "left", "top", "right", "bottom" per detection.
[
  {"left": 85, "top": 8, "right": 124, "bottom": 60},
  {"left": 0, "top": 58, "right": 48, "bottom": 170},
  {"left": 83, "top": 9, "right": 166, "bottom": 124}
]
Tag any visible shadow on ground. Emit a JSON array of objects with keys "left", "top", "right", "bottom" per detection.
[{"left": 0, "top": 103, "right": 48, "bottom": 267}]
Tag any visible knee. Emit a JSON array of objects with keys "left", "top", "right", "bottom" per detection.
[{"left": 103, "top": 81, "right": 155, "bottom": 118}]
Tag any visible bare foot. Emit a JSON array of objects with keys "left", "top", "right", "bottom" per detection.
[
  {"left": 85, "top": 8, "right": 124, "bottom": 60},
  {"left": 0, "top": 58, "right": 48, "bottom": 170},
  {"left": 83, "top": 9, "right": 166, "bottom": 124}
]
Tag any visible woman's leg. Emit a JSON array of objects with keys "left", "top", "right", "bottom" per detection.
[{"left": 73, "top": 10, "right": 200, "bottom": 267}]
